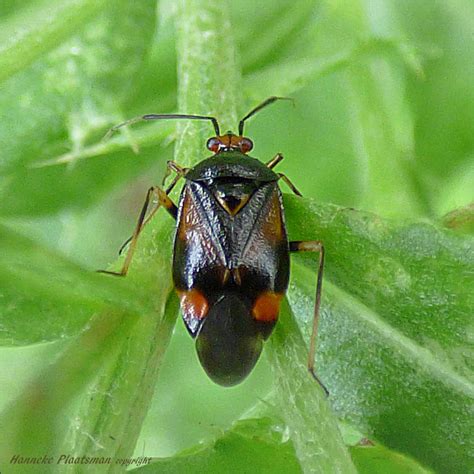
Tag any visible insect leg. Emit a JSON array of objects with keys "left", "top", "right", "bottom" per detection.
[
  {"left": 99, "top": 187, "right": 158, "bottom": 276},
  {"left": 155, "top": 187, "right": 178, "bottom": 219},
  {"left": 162, "top": 160, "right": 187, "bottom": 187},
  {"left": 278, "top": 173, "right": 303, "bottom": 197},
  {"left": 167, "top": 160, "right": 188, "bottom": 176},
  {"left": 118, "top": 165, "right": 184, "bottom": 256},
  {"left": 289, "top": 240, "right": 328, "bottom": 396},
  {"left": 267, "top": 155, "right": 302, "bottom": 195},
  {"left": 139, "top": 163, "right": 182, "bottom": 223},
  {"left": 99, "top": 186, "right": 178, "bottom": 277},
  {"left": 265, "top": 153, "right": 284, "bottom": 169}
]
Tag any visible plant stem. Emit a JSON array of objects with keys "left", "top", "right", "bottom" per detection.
[
  {"left": 175, "top": 0, "right": 241, "bottom": 168},
  {"left": 268, "top": 300, "right": 357, "bottom": 473}
]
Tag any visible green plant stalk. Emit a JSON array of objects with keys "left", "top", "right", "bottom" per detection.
[
  {"left": 175, "top": 0, "right": 240, "bottom": 166},
  {"left": 0, "top": 0, "right": 109, "bottom": 84},
  {"left": 268, "top": 300, "right": 357, "bottom": 474}
]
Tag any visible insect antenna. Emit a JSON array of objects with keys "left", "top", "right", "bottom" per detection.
[
  {"left": 238, "top": 96, "right": 294, "bottom": 136},
  {"left": 103, "top": 114, "right": 221, "bottom": 141}
]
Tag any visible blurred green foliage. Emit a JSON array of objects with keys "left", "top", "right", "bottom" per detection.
[{"left": 0, "top": 0, "right": 473, "bottom": 473}]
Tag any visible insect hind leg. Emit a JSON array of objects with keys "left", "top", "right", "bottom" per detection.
[{"left": 290, "top": 240, "right": 328, "bottom": 396}]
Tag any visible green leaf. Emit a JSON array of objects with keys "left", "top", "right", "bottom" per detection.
[
  {"left": 350, "top": 444, "right": 434, "bottom": 474},
  {"left": 132, "top": 418, "right": 302, "bottom": 474},
  {"left": 0, "top": 211, "right": 177, "bottom": 468},
  {"left": 0, "top": 221, "right": 152, "bottom": 346},
  {"left": 397, "top": 1, "right": 474, "bottom": 186},
  {"left": 284, "top": 195, "right": 474, "bottom": 473},
  {"left": 0, "top": 307, "right": 138, "bottom": 463},
  {"left": 236, "top": 0, "right": 319, "bottom": 73}
]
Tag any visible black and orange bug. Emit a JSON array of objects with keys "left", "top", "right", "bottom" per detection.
[{"left": 100, "top": 97, "right": 326, "bottom": 391}]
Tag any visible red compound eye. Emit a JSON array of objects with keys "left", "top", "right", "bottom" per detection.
[
  {"left": 240, "top": 137, "right": 253, "bottom": 153},
  {"left": 207, "top": 137, "right": 221, "bottom": 153}
]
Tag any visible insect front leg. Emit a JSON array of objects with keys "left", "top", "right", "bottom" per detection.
[
  {"left": 278, "top": 173, "right": 302, "bottom": 197},
  {"left": 266, "top": 155, "right": 303, "bottom": 196},
  {"left": 99, "top": 186, "right": 178, "bottom": 277},
  {"left": 289, "top": 240, "right": 328, "bottom": 395},
  {"left": 265, "top": 153, "right": 284, "bottom": 169}
]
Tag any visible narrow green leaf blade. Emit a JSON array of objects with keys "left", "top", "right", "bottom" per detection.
[{"left": 0, "top": 222, "right": 151, "bottom": 346}]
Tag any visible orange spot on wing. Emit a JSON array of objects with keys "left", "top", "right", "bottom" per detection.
[
  {"left": 178, "top": 289, "right": 209, "bottom": 320},
  {"left": 252, "top": 292, "right": 283, "bottom": 322}
]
